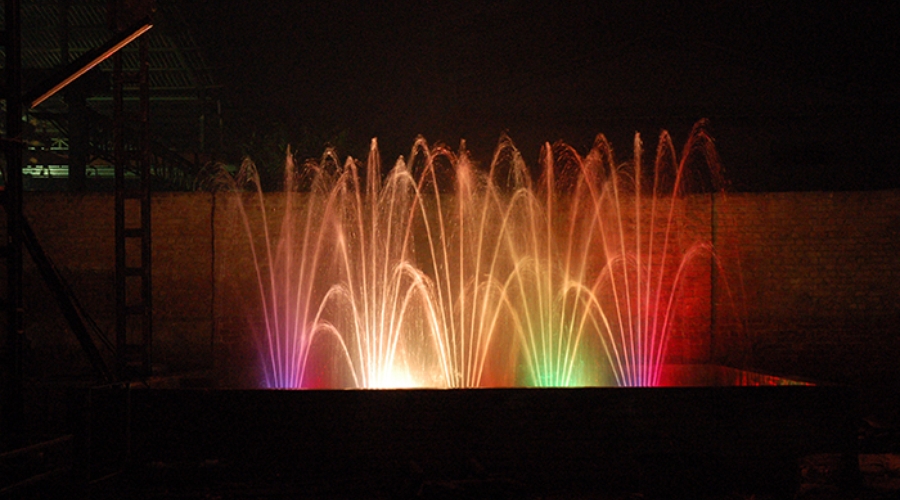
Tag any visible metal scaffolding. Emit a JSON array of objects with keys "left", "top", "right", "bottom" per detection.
[
  {"left": 2, "top": 1, "right": 162, "bottom": 445},
  {"left": 2, "top": 0, "right": 25, "bottom": 445}
]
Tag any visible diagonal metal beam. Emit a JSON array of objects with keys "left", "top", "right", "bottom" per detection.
[
  {"left": 25, "top": 16, "right": 153, "bottom": 109},
  {"left": 21, "top": 216, "right": 114, "bottom": 383}
]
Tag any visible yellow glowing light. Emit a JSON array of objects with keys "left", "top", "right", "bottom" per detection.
[{"left": 369, "top": 367, "right": 425, "bottom": 389}]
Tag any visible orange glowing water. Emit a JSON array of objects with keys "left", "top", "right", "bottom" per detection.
[{"left": 214, "top": 121, "right": 727, "bottom": 388}]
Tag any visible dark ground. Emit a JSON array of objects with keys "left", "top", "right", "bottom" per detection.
[
  {"left": 73, "top": 383, "right": 900, "bottom": 499},
  {"left": 3, "top": 372, "right": 899, "bottom": 499},
  {"left": 7, "top": 374, "right": 900, "bottom": 500}
]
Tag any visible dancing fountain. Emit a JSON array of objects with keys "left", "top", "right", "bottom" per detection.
[{"left": 216, "top": 121, "right": 728, "bottom": 389}]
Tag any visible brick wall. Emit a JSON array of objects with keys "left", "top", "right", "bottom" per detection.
[
  {"left": 715, "top": 190, "right": 900, "bottom": 385},
  {"left": 21, "top": 192, "right": 216, "bottom": 376},
  {"left": 11, "top": 189, "right": 900, "bottom": 387}
]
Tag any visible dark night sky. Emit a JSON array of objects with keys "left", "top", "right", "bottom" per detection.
[{"left": 181, "top": 1, "right": 900, "bottom": 191}]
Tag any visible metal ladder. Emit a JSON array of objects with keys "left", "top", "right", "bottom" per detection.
[{"left": 112, "top": 14, "right": 153, "bottom": 380}]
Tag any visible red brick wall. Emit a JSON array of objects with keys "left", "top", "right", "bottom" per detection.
[
  {"left": 715, "top": 190, "right": 900, "bottom": 385},
  {"left": 13, "top": 189, "right": 900, "bottom": 387},
  {"left": 22, "top": 192, "right": 216, "bottom": 375}
]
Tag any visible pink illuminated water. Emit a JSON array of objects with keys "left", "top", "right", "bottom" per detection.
[{"left": 215, "top": 121, "right": 726, "bottom": 388}]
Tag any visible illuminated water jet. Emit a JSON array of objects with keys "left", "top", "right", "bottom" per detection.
[{"left": 214, "top": 120, "right": 726, "bottom": 388}]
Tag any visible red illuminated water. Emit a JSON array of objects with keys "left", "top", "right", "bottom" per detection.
[{"left": 215, "top": 120, "right": 727, "bottom": 388}]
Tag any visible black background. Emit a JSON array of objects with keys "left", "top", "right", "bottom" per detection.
[{"left": 181, "top": 1, "right": 900, "bottom": 192}]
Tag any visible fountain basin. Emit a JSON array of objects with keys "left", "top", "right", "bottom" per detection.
[{"left": 75, "top": 365, "right": 858, "bottom": 496}]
